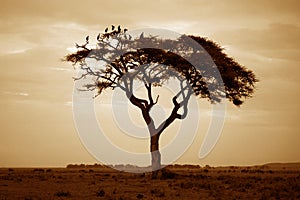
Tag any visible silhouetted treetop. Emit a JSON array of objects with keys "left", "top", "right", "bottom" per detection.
[{"left": 64, "top": 27, "right": 258, "bottom": 106}]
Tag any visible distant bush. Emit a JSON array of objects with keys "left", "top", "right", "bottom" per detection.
[
  {"left": 66, "top": 164, "right": 86, "bottom": 168},
  {"left": 96, "top": 189, "right": 105, "bottom": 197},
  {"left": 66, "top": 163, "right": 109, "bottom": 168},
  {"left": 180, "top": 182, "right": 194, "bottom": 189},
  {"left": 33, "top": 168, "right": 44, "bottom": 173},
  {"left": 161, "top": 170, "right": 177, "bottom": 179},
  {"left": 55, "top": 191, "right": 71, "bottom": 197},
  {"left": 150, "top": 189, "right": 165, "bottom": 197},
  {"left": 165, "top": 164, "right": 201, "bottom": 169}
]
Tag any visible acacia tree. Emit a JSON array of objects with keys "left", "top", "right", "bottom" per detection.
[{"left": 65, "top": 26, "right": 258, "bottom": 177}]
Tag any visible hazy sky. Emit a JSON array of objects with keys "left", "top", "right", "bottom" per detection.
[{"left": 0, "top": 0, "right": 299, "bottom": 167}]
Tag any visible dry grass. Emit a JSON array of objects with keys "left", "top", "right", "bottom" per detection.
[{"left": 0, "top": 164, "right": 299, "bottom": 199}]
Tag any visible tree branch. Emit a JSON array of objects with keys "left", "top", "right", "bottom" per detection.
[
  {"left": 155, "top": 79, "right": 193, "bottom": 135},
  {"left": 155, "top": 96, "right": 181, "bottom": 136}
]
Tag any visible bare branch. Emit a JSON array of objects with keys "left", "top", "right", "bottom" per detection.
[
  {"left": 146, "top": 83, "right": 153, "bottom": 104},
  {"left": 154, "top": 95, "right": 159, "bottom": 104}
]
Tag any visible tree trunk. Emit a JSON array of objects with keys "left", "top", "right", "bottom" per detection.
[{"left": 150, "top": 133, "right": 161, "bottom": 178}]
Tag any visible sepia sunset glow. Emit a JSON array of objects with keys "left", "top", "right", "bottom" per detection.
[{"left": 0, "top": 0, "right": 299, "bottom": 168}]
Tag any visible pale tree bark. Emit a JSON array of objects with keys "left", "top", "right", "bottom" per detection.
[{"left": 150, "top": 133, "right": 161, "bottom": 178}]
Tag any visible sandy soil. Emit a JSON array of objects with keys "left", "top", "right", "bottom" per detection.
[{"left": 0, "top": 163, "right": 299, "bottom": 200}]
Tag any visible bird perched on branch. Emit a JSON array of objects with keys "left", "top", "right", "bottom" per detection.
[
  {"left": 112, "top": 25, "right": 115, "bottom": 31},
  {"left": 105, "top": 27, "right": 108, "bottom": 33},
  {"left": 139, "top": 32, "right": 144, "bottom": 39}
]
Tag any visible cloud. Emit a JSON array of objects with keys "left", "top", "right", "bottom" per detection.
[
  {"left": 213, "top": 23, "right": 300, "bottom": 61},
  {"left": 1, "top": 0, "right": 299, "bottom": 34},
  {"left": 228, "top": 23, "right": 299, "bottom": 50},
  {"left": 64, "top": 101, "right": 73, "bottom": 106},
  {"left": 3, "top": 91, "right": 29, "bottom": 97},
  {"left": 50, "top": 67, "right": 71, "bottom": 72},
  {"left": 3, "top": 48, "right": 32, "bottom": 55}
]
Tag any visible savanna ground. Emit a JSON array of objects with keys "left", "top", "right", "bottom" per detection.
[{"left": 0, "top": 163, "right": 299, "bottom": 200}]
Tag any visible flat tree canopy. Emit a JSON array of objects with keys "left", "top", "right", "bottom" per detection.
[{"left": 65, "top": 29, "right": 257, "bottom": 106}]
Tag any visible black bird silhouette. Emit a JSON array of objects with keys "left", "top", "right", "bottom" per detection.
[
  {"left": 117, "top": 25, "right": 121, "bottom": 33},
  {"left": 97, "top": 33, "right": 100, "bottom": 40},
  {"left": 105, "top": 27, "right": 108, "bottom": 33},
  {"left": 86, "top": 36, "right": 89, "bottom": 43},
  {"left": 139, "top": 32, "right": 144, "bottom": 39},
  {"left": 111, "top": 25, "right": 115, "bottom": 30}
]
